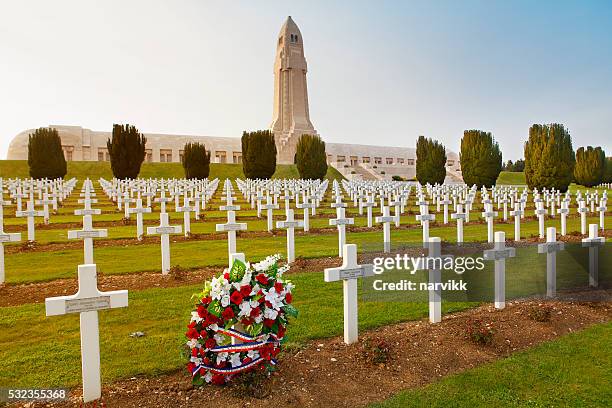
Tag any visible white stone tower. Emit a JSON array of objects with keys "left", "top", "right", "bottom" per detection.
[{"left": 270, "top": 16, "right": 317, "bottom": 164}]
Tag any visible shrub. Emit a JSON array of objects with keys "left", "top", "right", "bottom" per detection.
[
  {"left": 465, "top": 318, "right": 495, "bottom": 345},
  {"left": 574, "top": 146, "right": 605, "bottom": 187},
  {"left": 460, "top": 130, "right": 502, "bottom": 187},
  {"left": 392, "top": 175, "right": 403, "bottom": 181},
  {"left": 527, "top": 304, "right": 553, "bottom": 322},
  {"left": 27, "top": 128, "right": 67, "bottom": 179},
  {"left": 362, "top": 338, "right": 392, "bottom": 364},
  {"left": 380, "top": 171, "right": 386, "bottom": 175},
  {"left": 182, "top": 142, "right": 211, "bottom": 179},
  {"left": 416, "top": 136, "right": 446, "bottom": 185},
  {"left": 524, "top": 124, "right": 575, "bottom": 192},
  {"left": 242, "top": 130, "right": 277, "bottom": 179},
  {"left": 107, "top": 124, "right": 147, "bottom": 179}
]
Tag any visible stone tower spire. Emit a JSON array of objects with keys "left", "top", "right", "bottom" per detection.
[{"left": 270, "top": 16, "right": 317, "bottom": 163}]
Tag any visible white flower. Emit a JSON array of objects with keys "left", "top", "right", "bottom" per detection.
[
  {"left": 247, "top": 350, "right": 260, "bottom": 360},
  {"left": 208, "top": 323, "right": 219, "bottom": 332},
  {"left": 264, "top": 307, "right": 278, "bottom": 320},
  {"left": 229, "top": 352, "right": 242, "bottom": 368},
  {"left": 190, "top": 356, "right": 202, "bottom": 365},
  {"left": 204, "top": 371, "right": 213, "bottom": 382},
  {"left": 240, "top": 271, "right": 252, "bottom": 286},
  {"left": 265, "top": 287, "right": 283, "bottom": 310},
  {"left": 186, "top": 339, "right": 199, "bottom": 349},
  {"left": 254, "top": 314, "right": 263, "bottom": 324},
  {"left": 190, "top": 311, "right": 202, "bottom": 324},
  {"left": 221, "top": 294, "right": 231, "bottom": 307},
  {"left": 238, "top": 301, "right": 253, "bottom": 318},
  {"left": 214, "top": 333, "right": 226, "bottom": 344},
  {"left": 216, "top": 352, "right": 228, "bottom": 364},
  {"left": 210, "top": 276, "right": 231, "bottom": 300}
]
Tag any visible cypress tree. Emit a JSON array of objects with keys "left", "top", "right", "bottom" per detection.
[
  {"left": 460, "top": 130, "right": 502, "bottom": 187},
  {"left": 182, "top": 142, "right": 211, "bottom": 179},
  {"left": 106, "top": 124, "right": 147, "bottom": 180},
  {"left": 524, "top": 124, "right": 575, "bottom": 192},
  {"left": 604, "top": 157, "right": 612, "bottom": 183},
  {"left": 295, "top": 134, "right": 327, "bottom": 180},
  {"left": 27, "top": 127, "right": 67, "bottom": 179},
  {"left": 241, "top": 130, "right": 277, "bottom": 179},
  {"left": 416, "top": 136, "right": 447, "bottom": 185},
  {"left": 574, "top": 146, "right": 605, "bottom": 187}
]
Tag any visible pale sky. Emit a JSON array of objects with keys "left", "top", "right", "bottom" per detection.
[{"left": 1, "top": 0, "right": 611, "bottom": 161}]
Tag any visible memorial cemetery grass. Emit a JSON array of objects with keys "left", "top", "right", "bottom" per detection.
[
  {"left": 0, "top": 161, "right": 610, "bottom": 405},
  {"left": 373, "top": 322, "right": 612, "bottom": 408}
]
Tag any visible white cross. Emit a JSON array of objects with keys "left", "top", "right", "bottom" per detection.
[
  {"left": 296, "top": 198, "right": 315, "bottom": 232},
  {"left": 15, "top": 200, "right": 44, "bottom": 241},
  {"left": 450, "top": 203, "right": 467, "bottom": 243},
  {"left": 330, "top": 207, "right": 354, "bottom": 257},
  {"left": 597, "top": 201, "right": 606, "bottom": 230},
  {"left": 260, "top": 195, "right": 279, "bottom": 232},
  {"left": 68, "top": 215, "right": 108, "bottom": 264},
  {"left": 45, "top": 264, "right": 128, "bottom": 403},
  {"left": 375, "top": 206, "right": 395, "bottom": 253},
  {"left": 324, "top": 244, "right": 374, "bottom": 344},
  {"left": 127, "top": 198, "right": 151, "bottom": 240},
  {"left": 0, "top": 229, "right": 21, "bottom": 283},
  {"left": 276, "top": 209, "right": 304, "bottom": 263},
  {"left": 216, "top": 210, "right": 247, "bottom": 268},
  {"left": 362, "top": 196, "right": 376, "bottom": 228},
  {"left": 154, "top": 191, "right": 173, "bottom": 213},
  {"left": 123, "top": 192, "right": 136, "bottom": 219},
  {"left": 421, "top": 237, "right": 453, "bottom": 323},
  {"left": 509, "top": 203, "right": 523, "bottom": 241},
  {"left": 483, "top": 231, "right": 516, "bottom": 309},
  {"left": 147, "top": 213, "right": 182, "bottom": 274},
  {"left": 582, "top": 224, "right": 605, "bottom": 287},
  {"left": 36, "top": 192, "right": 55, "bottom": 224},
  {"left": 577, "top": 199, "right": 589, "bottom": 235},
  {"left": 0, "top": 197, "right": 11, "bottom": 226},
  {"left": 176, "top": 198, "right": 195, "bottom": 237},
  {"left": 481, "top": 203, "right": 498, "bottom": 243},
  {"left": 537, "top": 227, "right": 564, "bottom": 298},
  {"left": 557, "top": 200, "right": 570, "bottom": 236},
  {"left": 416, "top": 206, "right": 435, "bottom": 248},
  {"left": 441, "top": 195, "right": 451, "bottom": 224},
  {"left": 535, "top": 200, "right": 547, "bottom": 239}
]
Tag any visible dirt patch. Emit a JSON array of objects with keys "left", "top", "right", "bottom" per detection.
[{"left": 27, "top": 296, "right": 612, "bottom": 408}]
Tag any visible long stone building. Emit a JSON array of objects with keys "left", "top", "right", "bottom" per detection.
[{"left": 7, "top": 16, "right": 462, "bottom": 182}]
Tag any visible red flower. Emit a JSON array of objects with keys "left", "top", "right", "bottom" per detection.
[
  {"left": 187, "top": 362, "right": 195, "bottom": 372},
  {"left": 241, "top": 317, "right": 254, "bottom": 326},
  {"left": 185, "top": 327, "right": 199, "bottom": 339},
  {"left": 230, "top": 291, "right": 243, "bottom": 305},
  {"left": 205, "top": 338, "right": 217, "bottom": 349},
  {"left": 222, "top": 307, "right": 235, "bottom": 321},
  {"left": 203, "top": 357, "right": 211, "bottom": 365},
  {"left": 250, "top": 307, "right": 261, "bottom": 317},
  {"left": 188, "top": 321, "right": 196, "bottom": 329},
  {"left": 274, "top": 282, "right": 283, "bottom": 292},
  {"left": 223, "top": 272, "right": 230, "bottom": 280},
  {"left": 191, "top": 348, "right": 199, "bottom": 357},
  {"left": 211, "top": 374, "right": 225, "bottom": 385},
  {"left": 242, "top": 357, "right": 252, "bottom": 365},
  {"left": 204, "top": 314, "right": 216, "bottom": 327},
  {"left": 199, "top": 366, "right": 207, "bottom": 375},
  {"left": 197, "top": 305, "right": 208, "bottom": 318},
  {"left": 277, "top": 324, "right": 286, "bottom": 339},
  {"left": 263, "top": 318, "right": 275, "bottom": 328},
  {"left": 256, "top": 274, "right": 269, "bottom": 285},
  {"left": 285, "top": 293, "right": 293, "bottom": 304},
  {"left": 240, "top": 284, "right": 252, "bottom": 297},
  {"left": 201, "top": 296, "right": 212, "bottom": 305}
]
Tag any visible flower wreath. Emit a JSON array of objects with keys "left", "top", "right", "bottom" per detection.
[{"left": 185, "top": 254, "right": 297, "bottom": 385}]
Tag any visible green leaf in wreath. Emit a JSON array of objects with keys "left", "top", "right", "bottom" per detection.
[
  {"left": 245, "top": 322, "right": 263, "bottom": 336},
  {"left": 207, "top": 300, "right": 223, "bottom": 317},
  {"left": 229, "top": 259, "right": 247, "bottom": 282},
  {"left": 283, "top": 304, "right": 299, "bottom": 318},
  {"left": 193, "top": 375, "right": 205, "bottom": 386}
]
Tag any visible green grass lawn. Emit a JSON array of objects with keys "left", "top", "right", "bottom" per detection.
[
  {"left": 0, "top": 272, "right": 473, "bottom": 388},
  {"left": 0, "top": 160, "right": 345, "bottom": 181},
  {"left": 496, "top": 171, "right": 527, "bottom": 185},
  {"left": 3, "top": 214, "right": 607, "bottom": 283},
  {"left": 372, "top": 322, "right": 612, "bottom": 408}
]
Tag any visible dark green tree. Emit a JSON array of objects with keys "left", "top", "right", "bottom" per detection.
[
  {"left": 27, "top": 127, "right": 67, "bottom": 179},
  {"left": 503, "top": 160, "right": 514, "bottom": 171},
  {"left": 574, "top": 146, "right": 605, "bottom": 187},
  {"left": 295, "top": 134, "right": 327, "bottom": 180},
  {"left": 604, "top": 157, "right": 612, "bottom": 183},
  {"left": 513, "top": 159, "right": 525, "bottom": 172},
  {"left": 106, "top": 124, "right": 147, "bottom": 179},
  {"left": 460, "top": 130, "right": 502, "bottom": 187},
  {"left": 416, "top": 136, "right": 447, "bottom": 185},
  {"left": 241, "top": 130, "right": 277, "bottom": 179},
  {"left": 182, "top": 142, "right": 211, "bottom": 179},
  {"left": 524, "top": 124, "right": 575, "bottom": 192}
]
